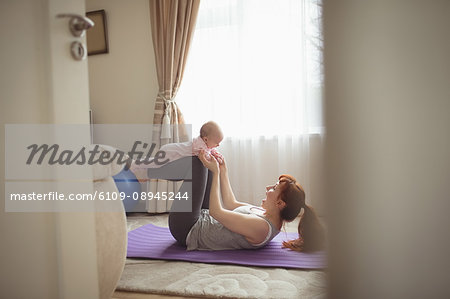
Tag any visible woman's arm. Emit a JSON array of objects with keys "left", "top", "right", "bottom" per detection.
[
  {"left": 198, "top": 152, "right": 268, "bottom": 244},
  {"left": 218, "top": 160, "right": 248, "bottom": 210}
]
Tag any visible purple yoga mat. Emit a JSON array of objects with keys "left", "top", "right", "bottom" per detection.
[{"left": 127, "top": 223, "right": 327, "bottom": 269}]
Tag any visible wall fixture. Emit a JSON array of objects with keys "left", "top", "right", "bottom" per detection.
[{"left": 86, "top": 10, "right": 109, "bottom": 56}]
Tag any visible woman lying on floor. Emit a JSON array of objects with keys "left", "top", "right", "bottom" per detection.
[{"left": 159, "top": 151, "right": 325, "bottom": 252}]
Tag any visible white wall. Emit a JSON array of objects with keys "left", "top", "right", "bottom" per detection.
[
  {"left": 324, "top": 1, "right": 450, "bottom": 298},
  {"left": 86, "top": 0, "right": 158, "bottom": 125}
]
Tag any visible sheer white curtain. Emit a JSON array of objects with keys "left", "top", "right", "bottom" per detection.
[{"left": 177, "top": 0, "right": 324, "bottom": 211}]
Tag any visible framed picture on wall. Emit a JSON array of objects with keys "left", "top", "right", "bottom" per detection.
[{"left": 86, "top": 9, "right": 109, "bottom": 56}]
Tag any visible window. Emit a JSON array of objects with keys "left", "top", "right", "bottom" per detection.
[{"left": 177, "top": 0, "right": 323, "bottom": 138}]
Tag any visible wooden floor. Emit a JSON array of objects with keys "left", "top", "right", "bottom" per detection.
[{"left": 113, "top": 291, "right": 195, "bottom": 299}]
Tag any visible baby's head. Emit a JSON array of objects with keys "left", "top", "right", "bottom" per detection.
[{"left": 200, "top": 121, "right": 223, "bottom": 148}]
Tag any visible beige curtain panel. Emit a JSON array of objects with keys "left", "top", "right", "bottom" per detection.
[
  {"left": 149, "top": 0, "right": 200, "bottom": 145},
  {"left": 147, "top": 0, "right": 200, "bottom": 213}
]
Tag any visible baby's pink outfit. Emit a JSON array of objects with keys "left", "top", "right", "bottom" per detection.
[{"left": 131, "top": 136, "right": 221, "bottom": 171}]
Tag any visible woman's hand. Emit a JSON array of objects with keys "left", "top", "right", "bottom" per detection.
[
  {"left": 198, "top": 150, "right": 220, "bottom": 174},
  {"left": 217, "top": 155, "right": 228, "bottom": 173},
  {"left": 211, "top": 150, "right": 224, "bottom": 165}
]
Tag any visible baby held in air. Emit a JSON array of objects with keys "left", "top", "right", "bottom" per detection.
[{"left": 131, "top": 121, "right": 224, "bottom": 172}]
